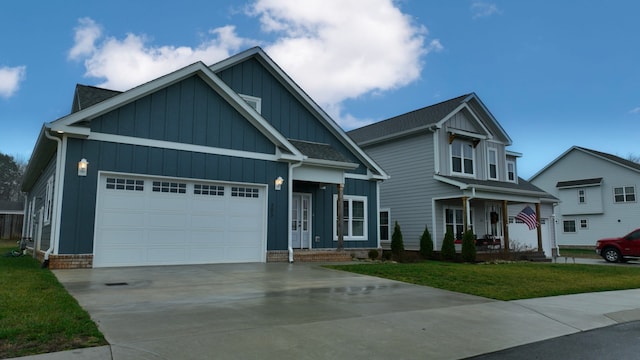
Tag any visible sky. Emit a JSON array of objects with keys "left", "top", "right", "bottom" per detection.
[{"left": 1, "top": 0, "right": 639, "bottom": 179}]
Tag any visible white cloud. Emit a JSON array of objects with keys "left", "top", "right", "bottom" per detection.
[
  {"left": 471, "top": 2, "right": 502, "bottom": 19},
  {"left": 0, "top": 65, "right": 26, "bottom": 98},
  {"left": 630, "top": 107, "right": 640, "bottom": 114},
  {"left": 69, "top": 0, "right": 439, "bottom": 129}
]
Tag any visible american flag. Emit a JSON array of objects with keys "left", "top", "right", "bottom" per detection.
[{"left": 516, "top": 205, "right": 537, "bottom": 230}]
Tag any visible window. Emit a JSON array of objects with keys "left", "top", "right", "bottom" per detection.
[
  {"left": 580, "top": 219, "right": 588, "bottom": 229},
  {"left": 379, "top": 209, "right": 390, "bottom": 242},
  {"left": 506, "top": 160, "right": 516, "bottom": 182},
  {"left": 614, "top": 186, "right": 636, "bottom": 203},
  {"left": 106, "top": 177, "right": 144, "bottom": 191},
  {"left": 563, "top": 220, "right": 576, "bottom": 233},
  {"left": 333, "top": 195, "right": 367, "bottom": 240},
  {"left": 445, "top": 208, "right": 472, "bottom": 240},
  {"left": 450, "top": 138, "right": 475, "bottom": 176},
  {"left": 44, "top": 175, "right": 54, "bottom": 225},
  {"left": 194, "top": 184, "right": 224, "bottom": 196},
  {"left": 487, "top": 148, "right": 498, "bottom": 180},
  {"left": 231, "top": 187, "right": 260, "bottom": 198},
  {"left": 152, "top": 181, "right": 186, "bottom": 194},
  {"left": 240, "top": 94, "right": 262, "bottom": 113},
  {"left": 578, "top": 189, "right": 586, "bottom": 204}
]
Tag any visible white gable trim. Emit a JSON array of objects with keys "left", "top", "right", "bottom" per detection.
[
  {"left": 48, "top": 61, "right": 304, "bottom": 162},
  {"left": 87, "top": 132, "right": 285, "bottom": 162},
  {"left": 211, "top": 47, "right": 389, "bottom": 180},
  {"left": 438, "top": 103, "right": 493, "bottom": 140}
]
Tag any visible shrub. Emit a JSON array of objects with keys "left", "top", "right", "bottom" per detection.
[
  {"left": 419, "top": 226, "right": 434, "bottom": 259},
  {"left": 461, "top": 230, "right": 477, "bottom": 263},
  {"left": 368, "top": 249, "right": 379, "bottom": 260},
  {"left": 382, "top": 251, "right": 393, "bottom": 261},
  {"left": 390, "top": 221, "right": 405, "bottom": 260},
  {"left": 441, "top": 230, "right": 456, "bottom": 261}
]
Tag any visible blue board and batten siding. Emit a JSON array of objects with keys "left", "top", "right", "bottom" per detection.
[
  {"left": 25, "top": 155, "right": 57, "bottom": 251},
  {"left": 216, "top": 58, "right": 368, "bottom": 175}
]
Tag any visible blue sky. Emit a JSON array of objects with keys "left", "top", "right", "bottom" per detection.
[{"left": 1, "top": 0, "right": 638, "bottom": 179}]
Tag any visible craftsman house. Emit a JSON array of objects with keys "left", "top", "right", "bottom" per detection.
[
  {"left": 529, "top": 146, "right": 640, "bottom": 246},
  {"left": 348, "top": 93, "right": 558, "bottom": 257},
  {"left": 21, "top": 47, "right": 388, "bottom": 268}
]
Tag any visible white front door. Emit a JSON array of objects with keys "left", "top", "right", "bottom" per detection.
[{"left": 291, "top": 193, "right": 311, "bottom": 248}]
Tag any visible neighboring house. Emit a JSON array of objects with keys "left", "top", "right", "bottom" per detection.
[
  {"left": 0, "top": 201, "right": 23, "bottom": 240},
  {"left": 348, "top": 93, "right": 558, "bottom": 257},
  {"left": 529, "top": 146, "right": 640, "bottom": 247},
  {"left": 21, "top": 47, "right": 388, "bottom": 269}
]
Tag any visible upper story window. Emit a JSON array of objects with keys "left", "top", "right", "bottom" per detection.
[
  {"left": 487, "top": 148, "right": 498, "bottom": 180},
  {"left": 450, "top": 138, "right": 475, "bottom": 176},
  {"left": 506, "top": 160, "right": 516, "bottom": 182},
  {"left": 240, "top": 94, "right": 262, "bottom": 114},
  {"left": 578, "top": 189, "right": 586, "bottom": 204},
  {"left": 614, "top": 186, "right": 636, "bottom": 203}
]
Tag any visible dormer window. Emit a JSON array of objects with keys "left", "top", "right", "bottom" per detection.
[
  {"left": 450, "top": 138, "right": 475, "bottom": 176},
  {"left": 240, "top": 94, "right": 261, "bottom": 114}
]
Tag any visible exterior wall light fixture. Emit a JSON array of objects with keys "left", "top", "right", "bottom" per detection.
[
  {"left": 275, "top": 176, "right": 284, "bottom": 191},
  {"left": 78, "top": 158, "right": 89, "bottom": 176}
]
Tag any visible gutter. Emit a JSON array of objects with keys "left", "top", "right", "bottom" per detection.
[{"left": 42, "top": 129, "right": 62, "bottom": 266}]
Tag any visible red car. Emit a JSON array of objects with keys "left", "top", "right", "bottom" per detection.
[{"left": 595, "top": 228, "right": 640, "bottom": 263}]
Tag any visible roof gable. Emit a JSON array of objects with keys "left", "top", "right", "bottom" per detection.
[
  {"left": 210, "top": 47, "right": 387, "bottom": 178},
  {"left": 348, "top": 93, "right": 512, "bottom": 146},
  {"left": 529, "top": 146, "right": 640, "bottom": 181},
  {"left": 48, "top": 61, "right": 302, "bottom": 159}
]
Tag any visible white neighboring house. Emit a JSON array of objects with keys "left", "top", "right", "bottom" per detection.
[{"left": 529, "top": 146, "right": 640, "bottom": 247}]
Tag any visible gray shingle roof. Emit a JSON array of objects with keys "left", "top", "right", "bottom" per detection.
[
  {"left": 556, "top": 177, "right": 603, "bottom": 188},
  {"left": 288, "top": 139, "right": 352, "bottom": 163},
  {"left": 576, "top": 147, "right": 640, "bottom": 172},
  {"left": 347, "top": 93, "right": 471, "bottom": 144},
  {"left": 71, "top": 84, "right": 121, "bottom": 113},
  {"left": 438, "top": 175, "right": 556, "bottom": 199}
]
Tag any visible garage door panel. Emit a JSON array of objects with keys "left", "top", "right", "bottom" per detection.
[{"left": 94, "top": 174, "right": 266, "bottom": 267}]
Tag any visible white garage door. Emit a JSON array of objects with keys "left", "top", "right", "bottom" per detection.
[{"left": 93, "top": 173, "right": 267, "bottom": 267}]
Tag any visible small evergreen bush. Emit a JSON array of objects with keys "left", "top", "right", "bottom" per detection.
[
  {"left": 419, "top": 226, "right": 434, "bottom": 259},
  {"left": 461, "top": 230, "right": 477, "bottom": 263},
  {"left": 441, "top": 230, "right": 456, "bottom": 261},
  {"left": 390, "top": 221, "right": 405, "bottom": 260},
  {"left": 368, "top": 249, "right": 379, "bottom": 260}
]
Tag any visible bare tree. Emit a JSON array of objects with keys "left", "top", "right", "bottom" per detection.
[{"left": 628, "top": 153, "right": 640, "bottom": 164}]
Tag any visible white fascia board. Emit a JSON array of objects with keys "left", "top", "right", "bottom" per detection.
[
  {"left": 211, "top": 47, "right": 389, "bottom": 179},
  {"left": 88, "top": 132, "right": 283, "bottom": 162},
  {"left": 434, "top": 174, "right": 469, "bottom": 189},
  {"left": 528, "top": 146, "right": 576, "bottom": 181},
  {"left": 506, "top": 150, "right": 523, "bottom": 158},
  {"left": 440, "top": 103, "right": 492, "bottom": 140},
  {"left": 303, "top": 158, "right": 359, "bottom": 170},
  {"left": 48, "top": 124, "right": 91, "bottom": 137}
]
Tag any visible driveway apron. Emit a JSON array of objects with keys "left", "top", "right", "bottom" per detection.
[{"left": 54, "top": 263, "right": 585, "bottom": 360}]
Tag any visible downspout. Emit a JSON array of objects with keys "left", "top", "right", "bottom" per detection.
[
  {"left": 42, "top": 129, "right": 62, "bottom": 266},
  {"left": 466, "top": 187, "right": 476, "bottom": 232},
  {"left": 287, "top": 160, "right": 304, "bottom": 263}
]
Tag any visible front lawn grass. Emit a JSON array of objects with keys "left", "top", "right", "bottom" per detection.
[
  {"left": 326, "top": 261, "right": 640, "bottom": 301},
  {"left": 0, "top": 240, "right": 107, "bottom": 359}
]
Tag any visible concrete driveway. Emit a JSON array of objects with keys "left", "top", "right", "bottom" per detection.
[{"left": 53, "top": 262, "right": 640, "bottom": 360}]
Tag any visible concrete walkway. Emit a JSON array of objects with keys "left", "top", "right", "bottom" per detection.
[{"left": 11, "top": 261, "right": 640, "bottom": 360}]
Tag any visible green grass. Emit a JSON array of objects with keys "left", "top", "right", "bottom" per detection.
[
  {"left": 559, "top": 247, "right": 600, "bottom": 259},
  {"left": 0, "top": 240, "right": 107, "bottom": 358},
  {"left": 326, "top": 261, "right": 640, "bottom": 301}
]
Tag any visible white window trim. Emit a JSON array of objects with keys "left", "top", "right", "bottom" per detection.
[
  {"left": 613, "top": 185, "right": 636, "bottom": 203},
  {"left": 487, "top": 148, "right": 498, "bottom": 180},
  {"left": 506, "top": 160, "right": 516, "bottom": 183},
  {"left": 563, "top": 219, "right": 576, "bottom": 233},
  {"left": 580, "top": 219, "right": 588, "bottom": 229},
  {"left": 578, "top": 189, "right": 586, "bottom": 204},
  {"left": 444, "top": 207, "right": 472, "bottom": 240},
  {"left": 239, "top": 94, "right": 262, "bottom": 114},
  {"left": 333, "top": 194, "right": 368, "bottom": 241},
  {"left": 450, "top": 138, "right": 476, "bottom": 177},
  {"left": 44, "top": 175, "right": 54, "bottom": 225},
  {"left": 379, "top": 208, "right": 390, "bottom": 243}
]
